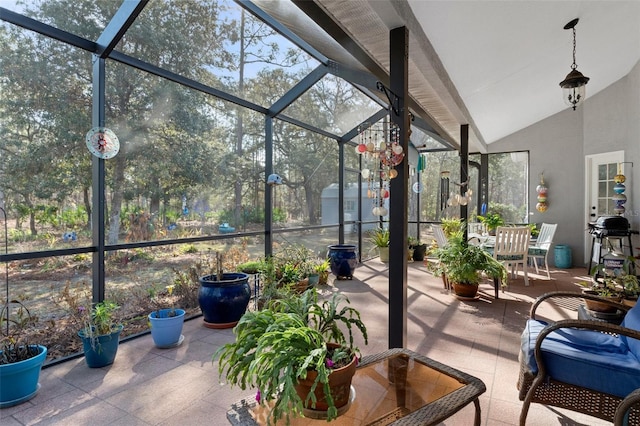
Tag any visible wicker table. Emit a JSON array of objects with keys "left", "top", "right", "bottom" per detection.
[{"left": 226, "top": 348, "right": 486, "bottom": 425}]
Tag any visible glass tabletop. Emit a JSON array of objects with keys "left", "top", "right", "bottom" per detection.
[{"left": 230, "top": 349, "right": 485, "bottom": 426}]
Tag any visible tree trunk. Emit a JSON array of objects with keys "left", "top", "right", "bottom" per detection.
[
  {"left": 83, "top": 186, "right": 91, "bottom": 230},
  {"left": 108, "top": 157, "right": 127, "bottom": 245}
]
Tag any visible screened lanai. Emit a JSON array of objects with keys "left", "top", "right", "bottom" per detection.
[{"left": 0, "top": 0, "right": 530, "bottom": 363}]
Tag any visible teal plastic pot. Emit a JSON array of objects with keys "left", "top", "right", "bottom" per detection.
[
  {"left": 78, "top": 325, "right": 123, "bottom": 368},
  {"left": 0, "top": 345, "right": 47, "bottom": 408},
  {"left": 148, "top": 308, "right": 185, "bottom": 348}
]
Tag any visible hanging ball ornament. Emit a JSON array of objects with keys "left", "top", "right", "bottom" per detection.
[
  {"left": 388, "top": 169, "right": 398, "bottom": 179},
  {"left": 361, "top": 168, "right": 370, "bottom": 179},
  {"left": 614, "top": 183, "right": 626, "bottom": 194},
  {"left": 535, "top": 173, "right": 548, "bottom": 212},
  {"left": 378, "top": 206, "right": 388, "bottom": 216},
  {"left": 614, "top": 173, "right": 626, "bottom": 184},
  {"left": 392, "top": 144, "right": 403, "bottom": 155}
]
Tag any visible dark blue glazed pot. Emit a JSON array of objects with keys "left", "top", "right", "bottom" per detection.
[
  {"left": 327, "top": 244, "right": 358, "bottom": 280},
  {"left": 198, "top": 273, "right": 250, "bottom": 329}
]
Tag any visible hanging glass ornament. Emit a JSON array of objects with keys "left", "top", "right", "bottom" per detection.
[{"left": 536, "top": 173, "right": 548, "bottom": 212}]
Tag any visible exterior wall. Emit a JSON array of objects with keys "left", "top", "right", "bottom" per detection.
[{"left": 488, "top": 60, "right": 640, "bottom": 267}]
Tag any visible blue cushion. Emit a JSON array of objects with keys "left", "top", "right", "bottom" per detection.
[
  {"left": 620, "top": 303, "right": 640, "bottom": 356},
  {"left": 521, "top": 319, "right": 640, "bottom": 398}
]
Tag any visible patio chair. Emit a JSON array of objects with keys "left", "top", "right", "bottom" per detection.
[
  {"left": 528, "top": 223, "right": 557, "bottom": 279},
  {"left": 432, "top": 224, "right": 448, "bottom": 249},
  {"left": 431, "top": 224, "right": 450, "bottom": 290},
  {"left": 518, "top": 291, "right": 640, "bottom": 425},
  {"left": 493, "top": 226, "right": 530, "bottom": 286}
]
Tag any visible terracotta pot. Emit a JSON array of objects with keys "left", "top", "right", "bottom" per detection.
[
  {"left": 452, "top": 282, "right": 479, "bottom": 298},
  {"left": 582, "top": 290, "right": 622, "bottom": 313},
  {"left": 294, "top": 344, "right": 357, "bottom": 412}
]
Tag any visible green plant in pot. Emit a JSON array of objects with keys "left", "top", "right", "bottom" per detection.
[
  {"left": 429, "top": 230, "right": 508, "bottom": 298},
  {"left": 314, "top": 258, "right": 331, "bottom": 285},
  {"left": 408, "top": 236, "right": 428, "bottom": 261},
  {"left": 0, "top": 300, "right": 48, "bottom": 407},
  {"left": 368, "top": 227, "right": 390, "bottom": 262},
  {"left": 478, "top": 213, "right": 505, "bottom": 236},
  {"left": 584, "top": 256, "right": 639, "bottom": 311},
  {"left": 214, "top": 287, "right": 368, "bottom": 425},
  {"left": 77, "top": 300, "right": 123, "bottom": 368}
]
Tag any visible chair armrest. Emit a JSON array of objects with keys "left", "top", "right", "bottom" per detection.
[
  {"left": 614, "top": 387, "right": 640, "bottom": 425},
  {"left": 529, "top": 291, "right": 630, "bottom": 320}
]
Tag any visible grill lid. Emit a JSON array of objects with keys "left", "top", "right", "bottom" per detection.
[{"left": 593, "top": 215, "right": 629, "bottom": 230}]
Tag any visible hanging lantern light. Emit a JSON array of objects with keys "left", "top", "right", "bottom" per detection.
[{"left": 559, "top": 18, "right": 590, "bottom": 110}]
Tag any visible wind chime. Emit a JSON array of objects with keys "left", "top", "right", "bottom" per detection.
[{"left": 355, "top": 120, "right": 404, "bottom": 216}]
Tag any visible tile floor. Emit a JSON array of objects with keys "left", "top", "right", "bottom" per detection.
[{"left": 0, "top": 260, "right": 612, "bottom": 425}]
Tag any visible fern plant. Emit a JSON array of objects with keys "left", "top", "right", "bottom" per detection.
[{"left": 214, "top": 288, "right": 367, "bottom": 425}]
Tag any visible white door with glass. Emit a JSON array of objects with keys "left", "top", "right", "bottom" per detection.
[{"left": 584, "top": 150, "right": 625, "bottom": 263}]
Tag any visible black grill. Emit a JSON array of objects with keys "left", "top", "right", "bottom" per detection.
[{"left": 588, "top": 215, "right": 630, "bottom": 237}]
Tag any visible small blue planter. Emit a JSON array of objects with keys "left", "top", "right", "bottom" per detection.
[
  {"left": 198, "top": 273, "right": 250, "bottom": 329},
  {"left": 78, "top": 325, "right": 123, "bottom": 368},
  {"left": 148, "top": 308, "right": 185, "bottom": 348},
  {"left": 327, "top": 244, "right": 358, "bottom": 279},
  {"left": 0, "top": 345, "right": 47, "bottom": 408}
]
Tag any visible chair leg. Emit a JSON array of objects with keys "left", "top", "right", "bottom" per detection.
[
  {"left": 533, "top": 257, "right": 540, "bottom": 274},
  {"left": 523, "top": 262, "right": 529, "bottom": 286},
  {"left": 543, "top": 254, "right": 550, "bottom": 279}
]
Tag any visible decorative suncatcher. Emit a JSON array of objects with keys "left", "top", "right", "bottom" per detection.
[{"left": 355, "top": 120, "right": 404, "bottom": 216}]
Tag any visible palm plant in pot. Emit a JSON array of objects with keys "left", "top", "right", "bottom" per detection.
[
  {"left": 77, "top": 300, "right": 123, "bottom": 368},
  {"left": 368, "top": 226, "right": 390, "bottom": 262},
  {"left": 429, "top": 229, "right": 508, "bottom": 298},
  {"left": 0, "top": 300, "right": 47, "bottom": 408},
  {"left": 214, "top": 287, "right": 368, "bottom": 425}
]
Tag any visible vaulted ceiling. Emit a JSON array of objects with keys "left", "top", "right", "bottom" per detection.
[{"left": 290, "top": 0, "right": 640, "bottom": 153}]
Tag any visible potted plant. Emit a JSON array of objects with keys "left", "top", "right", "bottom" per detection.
[
  {"left": 408, "top": 236, "right": 428, "bottom": 261},
  {"left": 0, "top": 300, "right": 47, "bottom": 408},
  {"left": 314, "top": 258, "right": 331, "bottom": 285},
  {"left": 368, "top": 227, "right": 390, "bottom": 262},
  {"left": 584, "top": 257, "right": 639, "bottom": 311},
  {"left": 429, "top": 230, "right": 508, "bottom": 298},
  {"left": 77, "top": 300, "right": 123, "bottom": 368},
  {"left": 214, "top": 287, "right": 368, "bottom": 424},
  {"left": 198, "top": 251, "right": 250, "bottom": 329},
  {"left": 148, "top": 284, "right": 186, "bottom": 348},
  {"left": 478, "top": 212, "right": 505, "bottom": 236}
]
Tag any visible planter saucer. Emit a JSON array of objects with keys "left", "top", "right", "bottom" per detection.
[
  {"left": 302, "top": 385, "right": 355, "bottom": 419},
  {"left": 0, "top": 384, "right": 40, "bottom": 408},
  {"left": 454, "top": 294, "right": 481, "bottom": 301},
  {"left": 156, "top": 334, "right": 184, "bottom": 349}
]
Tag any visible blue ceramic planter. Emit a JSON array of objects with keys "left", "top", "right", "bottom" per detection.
[
  {"left": 78, "top": 325, "right": 123, "bottom": 368},
  {"left": 148, "top": 308, "right": 185, "bottom": 348},
  {"left": 198, "top": 273, "right": 250, "bottom": 329},
  {"left": 327, "top": 244, "right": 358, "bottom": 279},
  {"left": 0, "top": 345, "right": 47, "bottom": 408}
]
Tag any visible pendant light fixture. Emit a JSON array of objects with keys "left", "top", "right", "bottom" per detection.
[{"left": 559, "top": 18, "right": 590, "bottom": 110}]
